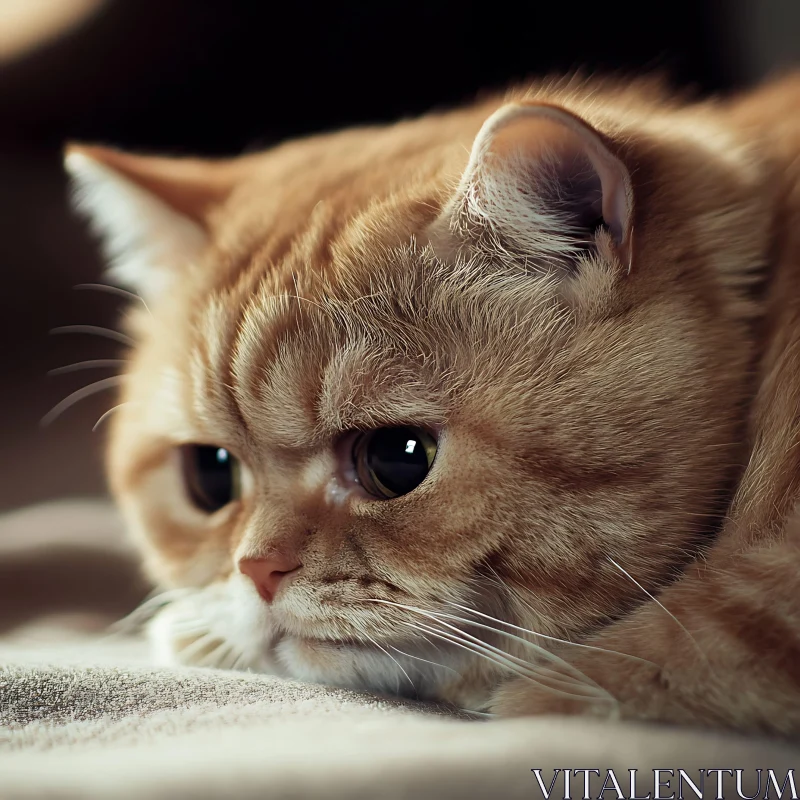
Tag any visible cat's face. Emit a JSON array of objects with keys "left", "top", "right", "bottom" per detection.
[{"left": 68, "top": 84, "right": 765, "bottom": 709}]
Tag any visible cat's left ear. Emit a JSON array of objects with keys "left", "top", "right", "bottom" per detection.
[
  {"left": 64, "top": 145, "right": 235, "bottom": 302},
  {"left": 434, "top": 103, "right": 634, "bottom": 271}
]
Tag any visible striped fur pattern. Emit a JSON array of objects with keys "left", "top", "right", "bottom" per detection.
[{"left": 66, "top": 73, "right": 800, "bottom": 733}]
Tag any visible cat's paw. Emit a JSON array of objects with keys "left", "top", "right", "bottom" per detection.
[
  {"left": 490, "top": 673, "right": 622, "bottom": 719},
  {"left": 147, "top": 596, "right": 234, "bottom": 668},
  {"left": 145, "top": 584, "right": 274, "bottom": 672},
  {"left": 488, "top": 646, "right": 667, "bottom": 721}
]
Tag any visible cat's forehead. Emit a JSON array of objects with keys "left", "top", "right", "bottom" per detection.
[
  {"left": 205, "top": 108, "right": 494, "bottom": 280},
  {"left": 165, "top": 225, "right": 619, "bottom": 461},
  {"left": 179, "top": 124, "right": 491, "bottom": 451},
  {"left": 186, "top": 245, "right": 456, "bottom": 453}
]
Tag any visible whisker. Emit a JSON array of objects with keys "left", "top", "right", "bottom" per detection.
[
  {"left": 48, "top": 358, "right": 126, "bottom": 376},
  {"left": 607, "top": 556, "right": 714, "bottom": 674},
  {"left": 366, "top": 599, "right": 610, "bottom": 694},
  {"left": 398, "top": 619, "right": 610, "bottom": 705},
  {"left": 459, "top": 709, "right": 496, "bottom": 719},
  {"left": 449, "top": 599, "right": 660, "bottom": 671},
  {"left": 397, "top": 619, "right": 536, "bottom": 687},
  {"left": 382, "top": 603, "right": 609, "bottom": 699},
  {"left": 75, "top": 283, "right": 152, "bottom": 316},
  {"left": 50, "top": 325, "right": 135, "bottom": 347},
  {"left": 411, "top": 613, "right": 608, "bottom": 699},
  {"left": 385, "top": 644, "right": 462, "bottom": 678},
  {"left": 93, "top": 402, "right": 133, "bottom": 432},
  {"left": 362, "top": 631, "right": 417, "bottom": 694},
  {"left": 40, "top": 376, "right": 124, "bottom": 427},
  {"left": 110, "top": 589, "right": 194, "bottom": 635},
  {"left": 393, "top": 625, "right": 452, "bottom": 662}
]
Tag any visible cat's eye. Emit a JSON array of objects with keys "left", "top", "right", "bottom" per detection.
[
  {"left": 352, "top": 427, "right": 437, "bottom": 499},
  {"left": 180, "top": 445, "right": 242, "bottom": 513}
]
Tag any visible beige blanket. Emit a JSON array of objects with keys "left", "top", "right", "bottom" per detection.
[{"left": 0, "top": 502, "right": 796, "bottom": 799}]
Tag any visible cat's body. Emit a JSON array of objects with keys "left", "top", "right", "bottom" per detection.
[{"left": 66, "top": 73, "right": 800, "bottom": 733}]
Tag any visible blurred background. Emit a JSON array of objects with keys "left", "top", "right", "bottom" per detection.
[{"left": 1, "top": 0, "right": 798, "bottom": 513}]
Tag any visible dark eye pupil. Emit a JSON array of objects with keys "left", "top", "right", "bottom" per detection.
[
  {"left": 355, "top": 427, "right": 436, "bottom": 499},
  {"left": 180, "top": 445, "right": 238, "bottom": 512}
]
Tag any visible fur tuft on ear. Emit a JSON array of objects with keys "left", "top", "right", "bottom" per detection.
[
  {"left": 64, "top": 146, "right": 227, "bottom": 302},
  {"left": 436, "top": 103, "right": 634, "bottom": 272}
]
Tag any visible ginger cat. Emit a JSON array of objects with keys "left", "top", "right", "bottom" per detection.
[{"left": 65, "top": 73, "right": 800, "bottom": 734}]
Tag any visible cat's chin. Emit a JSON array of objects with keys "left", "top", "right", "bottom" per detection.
[
  {"left": 271, "top": 632, "right": 488, "bottom": 707},
  {"left": 271, "top": 633, "right": 428, "bottom": 699},
  {"left": 144, "top": 581, "right": 485, "bottom": 707}
]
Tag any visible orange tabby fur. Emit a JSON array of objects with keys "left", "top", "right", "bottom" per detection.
[{"left": 66, "top": 73, "right": 800, "bottom": 733}]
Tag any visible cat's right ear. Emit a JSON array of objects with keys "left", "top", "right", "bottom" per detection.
[
  {"left": 64, "top": 145, "right": 235, "bottom": 302},
  {"left": 430, "top": 102, "right": 634, "bottom": 274}
]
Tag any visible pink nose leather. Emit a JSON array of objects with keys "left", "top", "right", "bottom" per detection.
[{"left": 238, "top": 555, "right": 301, "bottom": 603}]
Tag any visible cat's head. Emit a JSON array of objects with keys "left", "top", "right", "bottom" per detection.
[{"left": 66, "top": 82, "right": 767, "bottom": 709}]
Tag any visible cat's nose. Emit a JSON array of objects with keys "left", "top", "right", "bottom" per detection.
[{"left": 238, "top": 555, "right": 302, "bottom": 603}]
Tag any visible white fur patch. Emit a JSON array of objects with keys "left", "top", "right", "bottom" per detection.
[
  {"left": 147, "top": 574, "right": 470, "bottom": 702},
  {"left": 65, "top": 151, "right": 207, "bottom": 301},
  {"left": 148, "top": 577, "right": 278, "bottom": 672}
]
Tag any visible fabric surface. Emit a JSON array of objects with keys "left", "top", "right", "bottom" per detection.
[{"left": 0, "top": 501, "right": 796, "bottom": 799}]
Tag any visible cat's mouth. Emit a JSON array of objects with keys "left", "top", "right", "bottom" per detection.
[
  {"left": 145, "top": 583, "right": 498, "bottom": 707},
  {"left": 149, "top": 591, "right": 495, "bottom": 710}
]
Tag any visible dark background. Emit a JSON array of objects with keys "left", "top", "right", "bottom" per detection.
[{"left": 1, "top": 0, "right": 798, "bottom": 512}]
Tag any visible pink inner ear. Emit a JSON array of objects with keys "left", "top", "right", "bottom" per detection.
[{"left": 477, "top": 105, "right": 633, "bottom": 261}]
